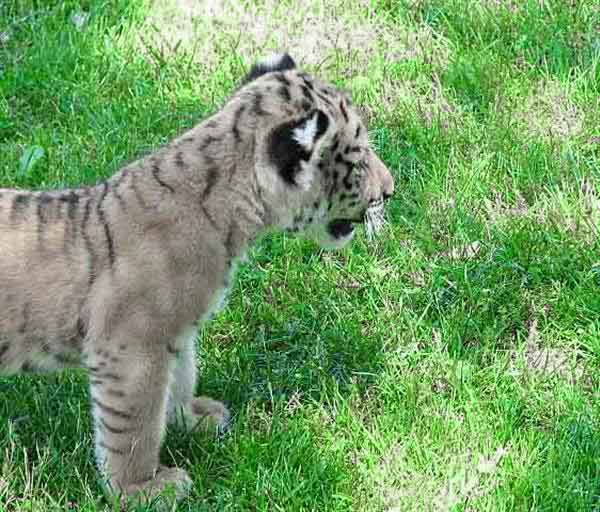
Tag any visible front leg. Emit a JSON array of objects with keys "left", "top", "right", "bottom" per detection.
[
  {"left": 88, "top": 333, "right": 191, "bottom": 509},
  {"left": 166, "top": 326, "right": 230, "bottom": 433}
]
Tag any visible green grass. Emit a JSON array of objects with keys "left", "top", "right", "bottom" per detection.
[{"left": 2, "top": 0, "right": 600, "bottom": 510}]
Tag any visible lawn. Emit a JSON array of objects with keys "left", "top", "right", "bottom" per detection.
[{"left": 1, "top": 0, "right": 600, "bottom": 510}]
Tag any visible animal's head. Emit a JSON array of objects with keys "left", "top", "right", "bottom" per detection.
[{"left": 233, "top": 53, "right": 394, "bottom": 249}]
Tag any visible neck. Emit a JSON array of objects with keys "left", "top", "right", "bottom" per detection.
[{"left": 158, "top": 111, "right": 277, "bottom": 259}]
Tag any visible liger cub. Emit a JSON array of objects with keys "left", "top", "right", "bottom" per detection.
[{"left": 0, "top": 53, "right": 394, "bottom": 507}]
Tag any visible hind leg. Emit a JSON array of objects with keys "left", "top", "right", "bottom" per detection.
[
  {"left": 166, "top": 326, "right": 230, "bottom": 433},
  {"left": 88, "top": 331, "right": 191, "bottom": 509}
]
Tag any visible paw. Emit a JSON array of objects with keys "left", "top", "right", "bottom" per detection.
[
  {"left": 120, "top": 466, "right": 192, "bottom": 511},
  {"left": 191, "top": 396, "right": 230, "bottom": 432},
  {"left": 172, "top": 396, "right": 230, "bottom": 434}
]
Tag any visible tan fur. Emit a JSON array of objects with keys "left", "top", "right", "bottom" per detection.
[{"left": 0, "top": 54, "right": 393, "bottom": 508}]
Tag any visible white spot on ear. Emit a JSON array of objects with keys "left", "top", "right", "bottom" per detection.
[{"left": 292, "top": 113, "right": 318, "bottom": 149}]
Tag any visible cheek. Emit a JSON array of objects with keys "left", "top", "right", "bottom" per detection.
[
  {"left": 284, "top": 199, "right": 329, "bottom": 234},
  {"left": 331, "top": 190, "right": 363, "bottom": 216},
  {"left": 337, "top": 165, "right": 365, "bottom": 197},
  {"left": 319, "top": 164, "right": 364, "bottom": 215}
]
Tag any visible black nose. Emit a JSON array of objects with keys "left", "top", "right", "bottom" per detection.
[{"left": 383, "top": 191, "right": 393, "bottom": 201}]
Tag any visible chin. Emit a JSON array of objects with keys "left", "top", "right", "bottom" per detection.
[
  {"left": 307, "top": 220, "right": 356, "bottom": 250},
  {"left": 319, "top": 232, "right": 355, "bottom": 250}
]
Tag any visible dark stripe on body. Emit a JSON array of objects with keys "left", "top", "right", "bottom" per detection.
[
  {"left": 99, "top": 441, "right": 127, "bottom": 456},
  {"left": 129, "top": 171, "right": 149, "bottom": 209},
  {"left": 36, "top": 193, "right": 53, "bottom": 243},
  {"left": 201, "top": 205, "right": 219, "bottom": 231},
  {"left": 100, "top": 417, "right": 134, "bottom": 435},
  {"left": 65, "top": 316, "right": 87, "bottom": 346},
  {"left": 0, "top": 342, "right": 9, "bottom": 361},
  {"left": 92, "top": 397, "right": 132, "bottom": 420},
  {"left": 81, "top": 197, "right": 97, "bottom": 286},
  {"left": 225, "top": 219, "right": 239, "bottom": 258},
  {"left": 77, "top": 317, "right": 86, "bottom": 337},
  {"left": 11, "top": 194, "right": 30, "bottom": 221},
  {"left": 198, "top": 135, "right": 219, "bottom": 153},
  {"left": 202, "top": 167, "right": 219, "bottom": 200},
  {"left": 97, "top": 372, "right": 122, "bottom": 381},
  {"left": 106, "top": 388, "right": 126, "bottom": 398},
  {"left": 231, "top": 189, "right": 265, "bottom": 223},
  {"left": 174, "top": 152, "right": 185, "bottom": 169},
  {"left": 232, "top": 104, "right": 246, "bottom": 143},
  {"left": 110, "top": 175, "right": 128, "bottom": 211},
  {"left": 97, "top": 183, "right": 115, "bottom": 267},
  {"left": 152, "top": 162, "right": 175, "bottom": 192},
  {"left": 62, "top": 191, "right": 80, "bottom": 251},
  {"left": 18, "top": 302, "right": 30, "bottom": 334}
]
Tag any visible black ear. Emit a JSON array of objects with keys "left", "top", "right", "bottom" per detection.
[
  {"left": 242, "top": 53, "right": 297, "bottom": 85},
  {"left": 268, "top": 109, "right": 330, "bottom": 188}
]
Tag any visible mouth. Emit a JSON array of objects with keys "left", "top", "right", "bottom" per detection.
[{"left": 326, "top": 218, "right": 362, "bottom": 239}]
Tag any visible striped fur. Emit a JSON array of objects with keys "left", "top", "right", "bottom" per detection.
[{"left": 0, "top": 53, "right": 393, "bottom": 508}]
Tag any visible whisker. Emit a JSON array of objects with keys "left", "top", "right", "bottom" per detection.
[{"left": 364, "top": 203, "right": 386, "bottom": 242}]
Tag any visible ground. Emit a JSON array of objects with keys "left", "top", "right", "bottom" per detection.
[{"left": 1, "top": 0, "right": 600, "bottom": 510}]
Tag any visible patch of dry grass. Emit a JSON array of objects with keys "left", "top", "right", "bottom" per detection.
[
  {"left": 143, "top": 0, "right": 438, "bottom": 68},
  {"left": 141, "top": 0, "right": 452, "bottom": 116},
  {"left": 512, "top": 79, "right": 585, "bottom": 142},
  {"left": 371, "top": 442, "right": 508, "bottom": 511},
  {"left": 483, "top": 179, "right": 600, "bottom": 244},
  {"left": 506, "top": 303, "right": 587, "bottom": 385}
]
